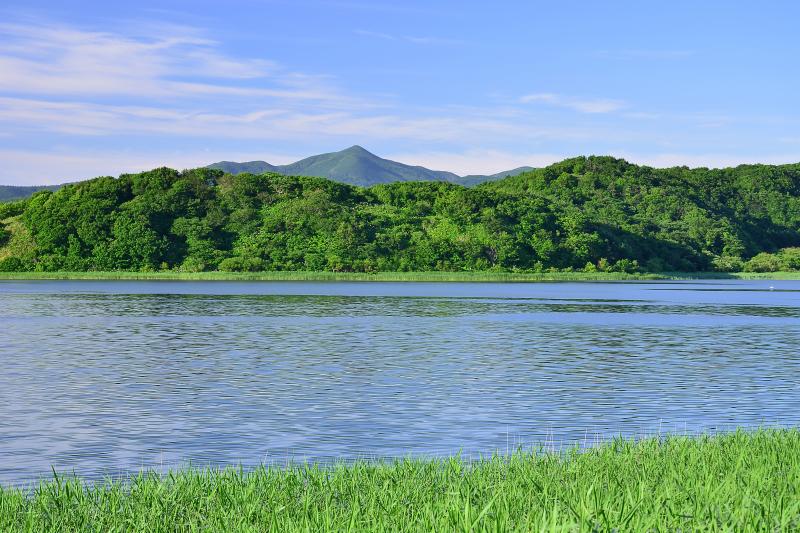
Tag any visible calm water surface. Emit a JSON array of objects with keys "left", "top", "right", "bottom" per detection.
[{"left": 1, "top": 279, "right": 799, "bottom": 485}]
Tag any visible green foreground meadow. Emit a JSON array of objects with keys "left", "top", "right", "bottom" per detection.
[
  {"left": 0, "top": 270, "right": 798, "bottom": 282},
  {"left": 2, "top": 430, "right": 799, "bottom": 531}
]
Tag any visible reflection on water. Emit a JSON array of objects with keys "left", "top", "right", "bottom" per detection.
[{"left": 0, "top": 279, "right": 798, "bottom": 485}]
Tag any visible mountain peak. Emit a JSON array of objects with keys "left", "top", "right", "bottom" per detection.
[{"left": 341, "top": 145, "right": 374, "bottom": 156}]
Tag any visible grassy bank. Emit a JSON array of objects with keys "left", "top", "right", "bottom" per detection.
[
  {"left": 1, "top": 430, "right": 799, "bottom": 531},
  {"left": 0, "top": 270, "right": 798, "bottom": 282}
]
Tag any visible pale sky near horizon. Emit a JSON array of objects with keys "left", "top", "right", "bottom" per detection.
[{"left": 1, "top": 0, "right": 799, "bottom": 184}]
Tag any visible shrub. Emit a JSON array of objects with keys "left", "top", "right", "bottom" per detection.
[
  {"left": 610, "top": 258, "right": 640, "bottom": 273},
  {"left": 777, "top": 247, "right": 800, "bottom": 271},
  {"left": 0, "top": 200, "right": 27, "bottom": 220},
  {"left": 643, "top": 257, "right": 666, "bottom": 272},
  {"left": 0, "top": 257, "right": 29, "bottom": 272},
  {"left": 743, "top": 252, "right": 782, "bottom": 273},
  {"left": 178, "top": 257, "right": 209, "bottom": 273},
  {"left": 712, "top": 255, "right": 744, "bottom": 272},
  {"left": 217, "top": 256, "right": 267, "bottom": 272}
]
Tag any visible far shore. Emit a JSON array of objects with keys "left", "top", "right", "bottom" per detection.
[{"left": 0, "top": 270, "right": 798, "bottom": 282}]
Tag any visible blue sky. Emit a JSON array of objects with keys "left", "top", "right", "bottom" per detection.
[{"left": 1, "top": 0, "right": 799, "bottom": 184}]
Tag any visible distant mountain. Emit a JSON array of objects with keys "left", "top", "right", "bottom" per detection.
[
  {"left": 278, "top": 145, "right": 462, "bottom": 187},
  {"left": 0, "top": 184, "right": 61, "bottom": 203},
  {"left": 208, "top": 161, "right": 279, "bottom": 175},
  {"left": 208, "top": 146, "right": 533, "bottom": 187},
  {"left": 0, "top": 147, "right": 533, "bottom": 203},
  {"left": 458, "top": 166, "right": 536, "bottom": 187}
]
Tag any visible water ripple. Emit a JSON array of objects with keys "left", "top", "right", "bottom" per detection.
[{"left": 0, "top": 279, "right": 799, "bottom": 485}]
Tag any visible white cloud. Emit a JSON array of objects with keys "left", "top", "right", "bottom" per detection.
[
  {"left": 520, "top": 93, "right": 626, "bottom": 114},
  {"left": 0, "top": 96, "right": 598, "bottom": 143},
  {"left": 0, "top": 20, "right": 512, "bottom": 147},
  {"left": 0, "top": 21, "right": 346, "bottom": 103},
  {"left": 3, "top": 17, "right": 792, "bottom": 186}
]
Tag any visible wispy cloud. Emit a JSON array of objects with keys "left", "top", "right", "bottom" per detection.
[
  {"left": 520, "top": 93, "right": 626, "bottom": 114},
  {"left": 319, "top": 1, "right": 440, "bottom": 15},
  {"left": 403, "top": 35, "right": 463, "bottom": 46},
  {"left": 354, "top": 29, "right": 396, "bottom": 40},
  {"left": 355, "top": 29, "right": 462, "bottom": 45},
  {"left": 594, "top": 49, "right": 696, "bottom": 60},
  {"left": 0, "top": 96, "right": 572, "bottom": 143},
  {"left": 0, "top": 21, "right": 348, "bottom": 104},
  {"left": 0, "top": 20, "right": 495, "bottom": 147},
  {"left": 2, "top": 16, "right": 787, "bottom": 185},
  {"left": 0, "top": 18, "right": 610, "bottom": 146},
  {"left": 624, "top": 111, "right": 661, "bottom": 120}
]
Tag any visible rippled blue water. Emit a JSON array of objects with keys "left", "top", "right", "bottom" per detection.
[{"left": 1, "top": 279, "right": 798, "bottom": 485}]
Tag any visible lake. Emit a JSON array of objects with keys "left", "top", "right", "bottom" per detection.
[{"left": 1, "top": 279, "right": 798, "bottom": 486}]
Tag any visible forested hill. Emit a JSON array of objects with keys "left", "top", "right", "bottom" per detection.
[{"left": 1, "top": 156, "right": 799, "bottom": 273}]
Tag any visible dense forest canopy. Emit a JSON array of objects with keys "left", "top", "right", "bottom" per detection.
[{"left": 1, "top": 156, "right": 799, "bottom": 273}]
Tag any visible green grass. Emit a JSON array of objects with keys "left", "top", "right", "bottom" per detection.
[
  {"left": 2, "top": 430, "right": 800, "bottom": 531},
  {"left": 0, "top": 270, "right": 798, "bottom": 282}
]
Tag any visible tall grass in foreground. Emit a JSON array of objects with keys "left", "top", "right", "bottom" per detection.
[{"left": 2, "top": 430, "right": 800, "bottom": 531}]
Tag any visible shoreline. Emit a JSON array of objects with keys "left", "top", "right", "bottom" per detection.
[
  {"left": 0, "top": 270, "right": 798, "bottom": 282},
  {"left": 1, "top": 430, "right": 797, "bottom": 530}
]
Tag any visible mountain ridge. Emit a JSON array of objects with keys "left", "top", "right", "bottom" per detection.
[
  {"left": 207, "top": 145, "right": 532, "bottom": 187},
  {"left": 0, "top": 184, "right": 62, "bottom": 203},
  {"left": 1, "top": 146, "right": 533, "bottom": 200}
]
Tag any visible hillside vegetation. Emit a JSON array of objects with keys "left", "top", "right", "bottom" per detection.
[{"left": 1, "top": 156, "right": 799, "bottom": 273}]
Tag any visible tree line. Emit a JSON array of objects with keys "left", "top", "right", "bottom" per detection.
[{"left": 1, "top": 156, "right": 799, "bottom": 273}]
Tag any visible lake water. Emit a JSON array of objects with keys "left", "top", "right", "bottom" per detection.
[{"left": 1, "top": 279, "right": 799, "bottom": 485}]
